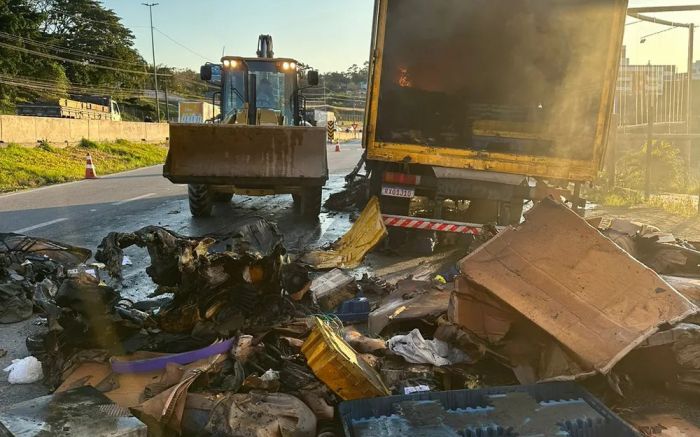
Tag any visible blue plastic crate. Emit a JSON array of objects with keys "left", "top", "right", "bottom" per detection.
[
  {"left": 338, "top": 382, "right": 639, "bottom": 437},
  {"left": 335, "top": 297, "right": 371, "bottom": 323}
]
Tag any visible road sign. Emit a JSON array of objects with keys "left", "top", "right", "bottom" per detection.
[
  {"left": 351, "top": 123, "right": 359, "bottom": 131},
  {"left": 327, "top": 120, "right": 335, "bottom": 142}
]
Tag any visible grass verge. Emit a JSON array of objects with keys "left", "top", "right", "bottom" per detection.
[
  {"left": 587, "top": 187, "right": 699, "bottom": 218},
  {"left": 0, "top": 139, "right": 167, "bottom": 193}
]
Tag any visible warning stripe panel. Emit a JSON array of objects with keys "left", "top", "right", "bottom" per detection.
[{"left": 382, "top": 214, "right": 487, "bottom": 235}]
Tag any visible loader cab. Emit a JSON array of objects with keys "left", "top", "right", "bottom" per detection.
[{"left": 203, "top": 56, "right": 313, "bottom": 127}]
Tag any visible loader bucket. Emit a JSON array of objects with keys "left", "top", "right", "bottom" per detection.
[{"left": 164, "top": 124, "right": 328, "bottom": 186}]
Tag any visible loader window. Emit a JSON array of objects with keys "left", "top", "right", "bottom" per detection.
[
  {"left": 375, "top": 0, "right": 621, "bottom": 160},
  {"left": 246, "top": 61, "right": 296, "bottom": 125},
  {"left": 222, "top": 70, "right": 246, "bottom": 120}
]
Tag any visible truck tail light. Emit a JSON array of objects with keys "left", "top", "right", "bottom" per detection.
[{"left": 383, "top": 171, "right": 421, "bottom": 186}]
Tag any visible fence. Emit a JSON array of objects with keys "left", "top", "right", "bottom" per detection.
[{"left": 0, "top": 115, "right": 169, "bottom": 147}]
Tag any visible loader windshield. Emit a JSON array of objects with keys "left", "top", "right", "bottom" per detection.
[{"left": 249, "top": 61, "right": 296, "bottom": 125}]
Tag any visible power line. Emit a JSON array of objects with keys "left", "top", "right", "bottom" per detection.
[
  {"left": 0, "top": 76, "right": 208, "bottom": 101},
  {"left": 153, "top": 27, "right": 212, "bottom": 62},
  {"left": 0, "top": 40, "right": 170, "bottom": 77},
  {"left": 0, "top": 31, "right": 145, "bottom": 66}
]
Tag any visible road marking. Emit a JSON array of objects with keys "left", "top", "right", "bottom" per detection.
[
  {"left": 13, "top": 218, "right": 68, "bottom": 233},
  {"left": 112, "top": 193, "right": 156, "bottom": 206}
]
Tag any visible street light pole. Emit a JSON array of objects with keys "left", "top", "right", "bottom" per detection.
[
  {"left": 143, "top": 3, "right": 160, "bottom": 122},
  {"left": 688, "top": 23, "right": 694, "bottom": 135}
]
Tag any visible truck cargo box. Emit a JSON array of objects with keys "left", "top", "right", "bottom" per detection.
[{"left": 365, "top": 0, "right": 627, "bottom": 182}]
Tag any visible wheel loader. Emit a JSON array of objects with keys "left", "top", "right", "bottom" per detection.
[{"left": 164, "top": 35, "right": 326, "bottom": 218}]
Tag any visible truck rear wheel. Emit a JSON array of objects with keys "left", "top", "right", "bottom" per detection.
[
  {"left": 188, "top": 184, "right": 213, "bottom": 217},
  {"left": 297, "top": 187, "right": 322, "bottom": 219}
]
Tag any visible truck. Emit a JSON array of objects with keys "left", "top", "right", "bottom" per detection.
[
  {"left": 312, "top": 110, "right": 336, "bottom": 127},
  {"left": 16, "top": 97, "right": 122, "bottom": 121},
  {"left": 178, "top": 101, "right": 220, "bottom": 124},
  {"left": 363, "top": 0, "right": 626, "bottom": 233},
  {"left": 163, "top": 35, "right": 325, "bottom": 218}
]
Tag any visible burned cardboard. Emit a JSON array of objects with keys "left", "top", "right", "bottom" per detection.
[
  {"left": 457, "top": 198, "right": 697, "bottom": 377},
  {"left": 368, "top": 278, "right": 450, "bottom": 336},
  {"left": 448, "top": 277, "right": 515, "bottom": 343}
]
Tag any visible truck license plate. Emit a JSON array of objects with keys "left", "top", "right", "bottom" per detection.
[{"left": 381, "top": 185, "right": 415, "bottom": 198}]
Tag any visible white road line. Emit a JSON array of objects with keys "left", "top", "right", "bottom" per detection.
[
  {"left": 111, "top": 193, "right": 156, "bottom": 206},
  {"left": 13, "top": 218, "right": 68, "bottom": 233}
]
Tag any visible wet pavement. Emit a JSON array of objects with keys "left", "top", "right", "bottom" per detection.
[{"left": 0, "top": 141, "right": 363, "bottom": 408}]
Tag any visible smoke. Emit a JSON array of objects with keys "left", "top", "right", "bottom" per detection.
[{"left": 376, "top": 0, "right": 624, "bottom": 163}]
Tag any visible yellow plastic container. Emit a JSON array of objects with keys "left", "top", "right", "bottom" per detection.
[{"left": 302, "top": 317, "right": 390, "bottom": 400}]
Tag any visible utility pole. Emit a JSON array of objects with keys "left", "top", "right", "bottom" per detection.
[
  {"left": 143, "top": 3, "right": 160, "bottom": 122},
  {"left": 164, "top": 81, "right": 170, "bottom": 122},
  {"left": 645, "top": 105, "right": 655, "bottom": 200}
]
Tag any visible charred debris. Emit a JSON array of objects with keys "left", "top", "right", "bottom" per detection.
[{"left": 2, "top": 199, "right": 700, "bottom": 436}]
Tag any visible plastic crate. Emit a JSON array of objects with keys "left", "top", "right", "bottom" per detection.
[
  {"left": 335, "top": 297, "right": 371, "bottom": 323},
  {"left": 302, "top": 317, "right": 390, "bottom": 400},
  {"left": 338, "top": 382, "right": 639, "bottom": 437}
]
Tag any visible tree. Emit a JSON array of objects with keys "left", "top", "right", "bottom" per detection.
[
  {"left": 39, "top": 0, "right": 146, "bottom": 91},
  {"left": 0, "top": 0, "right": 47, "bottom": 107}
]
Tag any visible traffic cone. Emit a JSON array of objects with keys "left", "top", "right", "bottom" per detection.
[
  {"left": 335, "top": 141, "right": 341, "bottom": 152},
  {"left": 85, "top": 153, "right": 97, "bottom": 179}
]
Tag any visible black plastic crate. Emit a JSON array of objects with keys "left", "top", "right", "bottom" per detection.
[{"left": 338, "top": 382, "right": 639, "bottom": 437}]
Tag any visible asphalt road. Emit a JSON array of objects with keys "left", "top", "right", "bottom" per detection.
[
  {"left": 0, "top": 140, "right": 363, "bottom": 251},
  {"left": 0, "top": 140, "right": 363, "bottom": 407}
]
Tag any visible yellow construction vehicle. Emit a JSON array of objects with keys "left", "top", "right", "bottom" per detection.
[
  {"left": 363, "top": 0, "right": 627, "bottom": 232},
  {"left": 164, "top": 35, "right": 325, "bottom": 218}
]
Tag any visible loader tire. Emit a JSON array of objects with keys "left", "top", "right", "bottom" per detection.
[
  {"left": 299, "top": 187, "right": 322, "bottom": 219},
  {"left": 213, "top": 192, "right": 233, "bottom": 202},
  {"left": 188, "top": 184, "right": 213, "bottom": 217}
]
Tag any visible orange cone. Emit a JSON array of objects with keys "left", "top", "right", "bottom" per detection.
[
  {"left": 335, "top": 142, "right": 341, "bottom": 152},
  {"left": 85, "top": 153, "right": 97, "bottom": 179}
]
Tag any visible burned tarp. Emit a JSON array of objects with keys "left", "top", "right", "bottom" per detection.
[
  {"left": 303, "top": 197, "right": 386, "bottom": 269},
  {"left": 453, "top": 198, "right": 697, "bottom": 379}
]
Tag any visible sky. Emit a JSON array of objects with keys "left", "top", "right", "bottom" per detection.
[
  {"left": 101, "top": 0, "right": 374, "bottom": 73},
  {"left": 102, "top": 0, "right": 700, "bottom": 73}
]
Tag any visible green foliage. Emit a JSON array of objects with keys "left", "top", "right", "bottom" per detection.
[
  {"left": 37, "top": 140, "right": 53, "bottom": 151},
  {"left": 615, "top": 141, "right": 687, "bottom": 193},
  {"left": 321, "top": 61, "right": 369, "bottom": 93},
  {"left": 79, "top": 138, "right": 97, "bottom": 149},
  {"left": 0, "top": 0, "right": 146, "bottom": 107},
  {"left": 0, "top": 140, "right": 167, "bottom": 192}
]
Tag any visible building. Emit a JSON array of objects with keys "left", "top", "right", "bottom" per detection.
[{"left": 615, "top": 45, "right": 687, "bottom": 126}]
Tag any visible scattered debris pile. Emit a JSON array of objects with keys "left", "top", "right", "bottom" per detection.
[
  {"left": 0, "top": 233, "right": 91, "bottom": 324},
  {"left": 3, "top": 199, "right": 700, "bottom": 436}
]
